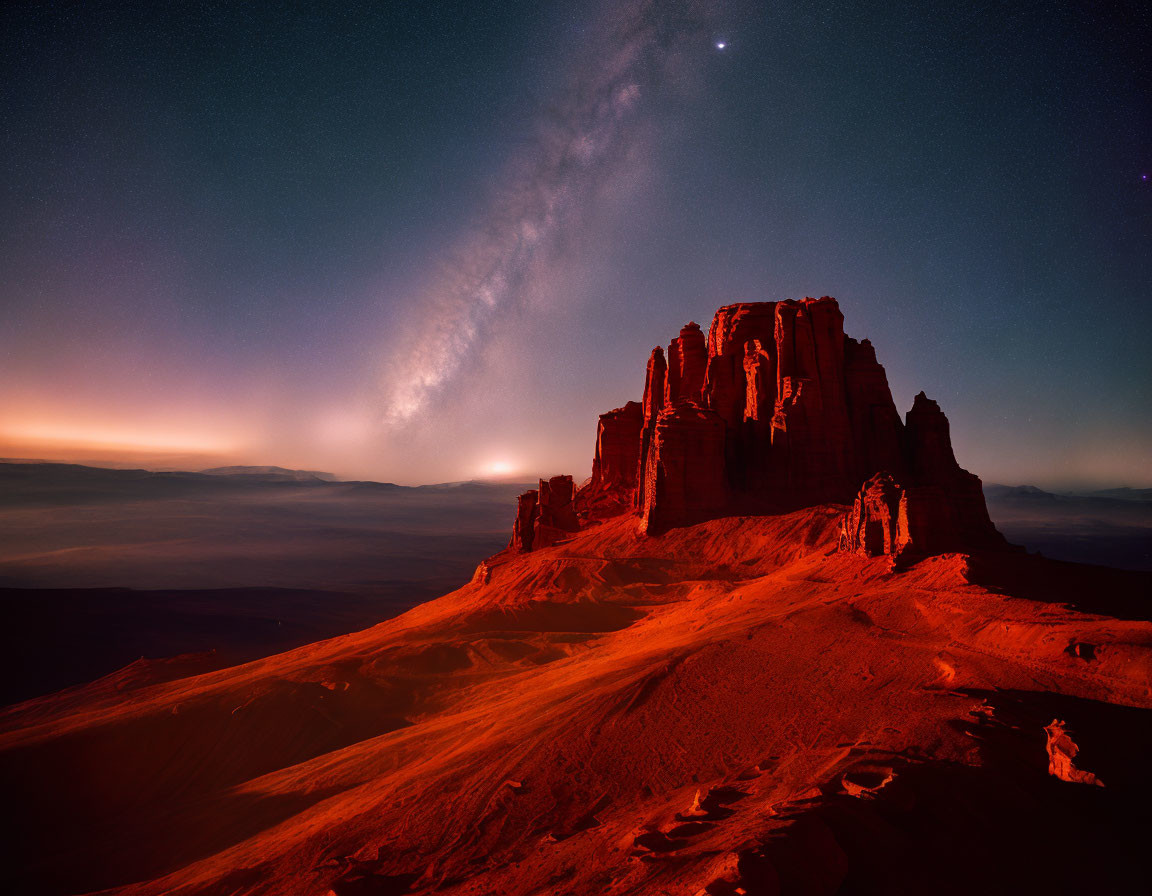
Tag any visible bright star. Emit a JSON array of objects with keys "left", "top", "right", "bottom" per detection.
[{"left": 716, "top": 42, "right": 726, "bottom": 50}]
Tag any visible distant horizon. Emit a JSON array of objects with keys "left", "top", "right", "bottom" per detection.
[{"left": 2, "top": 453, "right": 1148, "bottom": 495}]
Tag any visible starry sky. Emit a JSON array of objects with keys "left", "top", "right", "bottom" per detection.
[{"left": 2, "top": 0, "right": 1149, "bottom": 486}]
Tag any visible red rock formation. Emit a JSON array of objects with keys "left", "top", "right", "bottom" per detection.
[
  {"left": 701, "top": 298, "right": 861, "bottom": 503},
  {"left": 705, "top": 303, "right": 778, "bottom": 433},
  {"left": 534, "top": 475, "right": 580, "bottom": 549},
  {"left": 639, "top": 402, "right": 727, "bottom": 535},
  {"left": 592, "top": 403, "right": 643, "bottom": 492},
  {"left": 635, "top": 347, "right": 667, "bottom": 511},
  {"left": 901, "top": 392, "right": 1005, "bottom": 554},
  {"left": 578, "top": 401, "right": 644, "bottom": 518},
  {"left": 703, "top": 303, "right": 778, "bottom": 491},
  {"left": 844, "top": 337, "right": 905, "bottom": 482},
  {"left": 509, "top": 489, "right": 539, "bottom": 553},
  {"left": 509, "top": 476, "right": 581, "bottom": 552},
  {"left": 838, "top": 393, "right": 1008, "bottom": 559},
  {"left": 766, "top": 298, "right": 855, "bottom": 502},
  {"left": 664, "top": 322, "right": 707, "bottom": 406},
  {"left": 642, "top": 347, "right": 667, "bottom": 420},
  {"left": 512, "top": 296, "right": 1006, "bottom": 556},
  {"left": 742, "top": 339, "right": 774, "bottom": 424},
  {"left": 840, "top": 472, "right": 908, "bottom": 558},
  {"left": 1044, "top": 720, "right": 1105, "bottom": 786}
]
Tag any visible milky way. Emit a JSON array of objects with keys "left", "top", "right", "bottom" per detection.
[{"left": 379, "top": 1, "right": 722, "bottom": 425}]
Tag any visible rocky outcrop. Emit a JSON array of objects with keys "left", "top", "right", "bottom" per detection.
[
  {"left": 840, "top": 472, "right": 908, "bottom": 558},
  {"left": 899, "top": 392, "right": 1006, "bottom": 555},
  {"left": 534, "top": 475, "right": 580, "bottom": 549},
  {"left": 578, "top": 402, "right": 643, "bottom": 519},
  {"left": 509, "top": 476, "right": 580, "bottom": 552},
  {"left": 766, "top": 298, "right": 856, "bottom": 503},
  {"left": 839, "top": 393, "right": 1007, "bottom": 560},
  {"left": 1044, "top": 720, "right": 1104, "bottom": 786},
  {"left": 844, "top": 337, "right": 905, "bottom": 483},
  {"left": 699, "top": 297, "right": 886, "bottom": 505},
  {"left": 639, "top": 402, "right": 727, "bottom": 535},
  {"left": 635, "top": 347, "right": 667, "bottom": 511},
  {"left": 506, "top": 296, "right": 1006, "bottom": 558},
  {"left": 509, "top": 490, "right": 539, "bottom": 553},
  {"left": 664, "top": 322, "right": 707, "bottom": 406}
]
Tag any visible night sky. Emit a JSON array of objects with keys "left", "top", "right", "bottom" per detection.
[{"left": 2, "top": 1, "right": 1149, "bottom": 486}]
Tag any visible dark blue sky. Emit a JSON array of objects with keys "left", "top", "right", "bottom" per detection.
[{"left": 2, "top": 0, "right": 1148, "bottom": 485}]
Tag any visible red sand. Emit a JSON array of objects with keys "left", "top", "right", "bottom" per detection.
[{"left": 3, "top": 506, "right": 1150, "bottom": 894}]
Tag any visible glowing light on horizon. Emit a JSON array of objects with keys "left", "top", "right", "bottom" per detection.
[
  {"left": 0, "top": 420, "right": 239, "bottom": 455},
  {"left": 484, "top": 460, "right": 517, "bottom": 477}
]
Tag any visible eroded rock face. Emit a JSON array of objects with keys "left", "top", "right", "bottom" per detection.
[
  {"left": 509, "top": 476, "right": 581, "bottom": 553},
  {"left": 534, "top": 475, "right": 580, "bottom": 550},
  {"left": 1044, "top": 720, "right": 1104, "bottom": 787},
  {"left": 665, "top": 322, "right": 707, "bottom": 406},
  {"left": 702, "top": 298, "right": 881, "bottom": 504},
  {"left": 840, "top": 461, "right": 1006, "bottom": 561},
  {"left": 583, "top": 402, "right": 643, "bottom": 516},
  {"left": 838, "top": 392, "right": 1007, "bottom": 560},
  {"left": 596, "top": 406, "right": 641, "bottom": 488},
  {"left": 639, "top": 402, "right": 727, "bottom": 535},
  {"left": 509, "top": 490, "right": 539, "bottom": 553},
  {"left": 635, "top": 347, "right": 668, "bottom": 512},
  {"left": 900, "top": 392, "right": 1006, "bottom": 554},
  {"left": 768, "top": 298, "right": 855, "bottom": 503},
  {"left": 844, "top": 337, "right": 905, "bottom": 483},
  {"left": 840, "top": 472, "right": 908, "bottom": 558}
]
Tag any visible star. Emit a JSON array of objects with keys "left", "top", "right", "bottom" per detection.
[{"left": 716, "top": 42, "right": 726, "bottom": 50}]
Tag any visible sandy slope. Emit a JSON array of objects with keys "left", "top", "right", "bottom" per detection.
[{"left": 3, "top": 506, "right": 1150, "bottom": 895}]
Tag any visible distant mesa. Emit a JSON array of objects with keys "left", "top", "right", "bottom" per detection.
[
  {"left": 200, "top": 465, "right": 338, "bottom": 482},
  {"left": 506, "top": 296, "right": 1009, "bottom": 562},
  {"left": 983, "top": 483, "right": 1060, "bottom": 501}
]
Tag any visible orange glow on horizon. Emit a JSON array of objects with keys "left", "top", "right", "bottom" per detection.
[{"left": 0, "top": 419, "right": 241, "bottom": 458}]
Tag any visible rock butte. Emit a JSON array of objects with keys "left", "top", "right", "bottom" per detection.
[{"left": 512, "top": 296, "right": 1008, "bottom": 558}]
